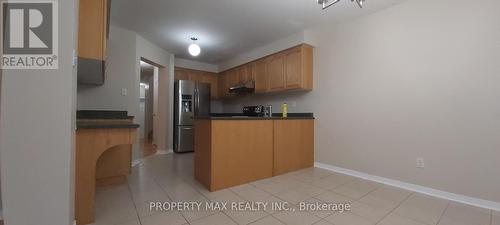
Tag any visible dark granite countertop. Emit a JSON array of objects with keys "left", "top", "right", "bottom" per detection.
[
  {"left": 196, "top": 113, "right": 314, "bottom": 120},
  {"left": 77, "top": 110, "right": 134, "bottom": 119},
  {"left": 77, "top": 121, "right": 140, "bottom": 129},
  {"left": 76, "top": 110, "right": 139, "bottom": 129}
]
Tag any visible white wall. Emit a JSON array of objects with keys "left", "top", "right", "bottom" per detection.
[
  {"left": 77, "top": 26, "right": 137, "bottom": 114},
  {"left": 136, "top": 34, "right": 175, "bottom": 151},
  {"left": 175, "top": 58, "right": 219, "bottom": 73},
  {"left": 139, "top": 84, "right": 146, "bottom": 138},
  {"left": 77, "top": 26, "right": 175, "bottom": 152},
  {"left": 0, "top": 0, "right": 78, "bottom": 224},
  {"left": 143, "top": 74, "right": 155, "bottom": 140},
  {"left": 0, "top": 61, "right": 3, "bottom": 217},
  {"left": 221, "top": 0, "right": 500, "bottom": 204}
]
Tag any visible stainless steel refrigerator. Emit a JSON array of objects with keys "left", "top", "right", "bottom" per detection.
[{"left": 174, "top": 80, "right": 211, "bottom": 153}]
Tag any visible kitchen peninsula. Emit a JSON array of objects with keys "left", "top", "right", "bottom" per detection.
[
  {"left": 194, "top": 113, "right": 314, "bottom": 191},
  {"left": 75, "top": 111, "right": 139, "bottom": 225}
]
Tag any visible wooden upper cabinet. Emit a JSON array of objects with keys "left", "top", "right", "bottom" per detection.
[
  {"left": 78, "top": 0, "right": 109, "bottom": 61},
  {"left": 284, "top": 47, "right": 303, "bottom": 89},
  {"left": 237, "top": 66, "right": 247, "bottom": 84},
  {"left": 255, "top": 59, "right": 268, "bottom": 93},
  {"left": 204, "top": 73, "right": 218, "bottom": 100},
  {"left": 216, "top": 44, "right": 313, "bottom": 98},
  {"left": 269, "top": 44, "right": 313, "bottom": 91},
  {"left": 228, "top": 69, "right": 239, "bottom": 88},
  {"left": 174, "top": 67, "right": 219, "bottom": 99},
  {"left": 174, "top": 68, "right": 190, "bottom": 81},
  {"left": 189, "top": 71, "right": 204, "bottom": 83},
  {"left": 218, "top": 72, "right": 228, "bottom": 98},
  {"left": 267, "top": 53, "right": 286, "bottom": 91},
  {"left": 238, "top": 63, "right": 256, "bottom": 84},
  {"left": 290, "top": 45, "right": 313, "bottom": 90},
  {"left": 247, "top": 63, "right": 256, "bottom": 82}
]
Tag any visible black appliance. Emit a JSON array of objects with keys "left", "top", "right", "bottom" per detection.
[{"left": 242, "top": 105, "right": 265, "bottom": 117}]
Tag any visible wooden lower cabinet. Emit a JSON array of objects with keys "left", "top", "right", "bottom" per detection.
[
  {"left": 195, "top": 120, "right": 274, "bottom": 191},
  {"left": 95, "top": 144, "right": 131, "bottom": 186},
  {"left": 194, "top": 119, "right": 314, "bottom": 191},
  {"left": 75, "top": 127, "right": 137, "bottom": 225},
  {"left": 273, "top": 119, "right": 314, "bottom": 175}
]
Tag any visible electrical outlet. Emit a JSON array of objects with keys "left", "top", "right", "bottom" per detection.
[
  {"left": 416, "top": 158, "right": 425, "bottom": 168},
  {"left": 121, "top": 88, "right": 128, "bottom": 96}
]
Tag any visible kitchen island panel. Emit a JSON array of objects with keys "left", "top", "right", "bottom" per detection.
[
  {"left": 211, "top": 120, "right": 274, "bottom": 191},
  {"left": 194, "top": 120, "right": 212, "bottom": 189},
  {"left": 273, "top": 120, "right": 314, "bottom": 175},
  {"left": 195, "top": 120, "right": 274, "bottom": 191},
  {"left": 194, "top": 118, "right": 314, "bottom": 191}
]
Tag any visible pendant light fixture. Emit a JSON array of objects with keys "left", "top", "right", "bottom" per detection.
[
  {"left": 188, "top": 37, "right": 201, "bottom": 57},
  {"left": 317, "top": 0, "right": 365, "bottom": 10}
]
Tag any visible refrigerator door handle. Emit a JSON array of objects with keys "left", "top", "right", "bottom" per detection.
[{"left": 194, "top": 86, "right": 199, "bottom": 117}]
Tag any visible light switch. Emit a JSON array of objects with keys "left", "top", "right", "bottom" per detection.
[
  {"left": 73, "top": 49, "right": 77, "bottom": 67},
  {"left": 121, "top": 88, "right": 128, "bottom": 96}
]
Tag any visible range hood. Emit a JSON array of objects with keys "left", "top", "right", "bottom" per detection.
[{"left": 229, "top": 80, "right": 255, "bottom": 94}]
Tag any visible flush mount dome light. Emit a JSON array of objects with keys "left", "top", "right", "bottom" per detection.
[
  {"left": 317, "top": 0, "right": 365, "bottom": 10},
  {"left": 188, "top": 37, "right": 201, "bottom": 57}
]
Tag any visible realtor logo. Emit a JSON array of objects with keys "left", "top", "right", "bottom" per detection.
[{"left": 1, "top": 0, "right": 58, "bottom": 69}]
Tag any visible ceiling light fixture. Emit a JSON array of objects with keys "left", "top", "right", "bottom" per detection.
[
  {"left": 188, "top": 37, "right": 201, "bottom": 57},
  {"left": 317, "top": 0, "right": 365, "bottom": 10}
]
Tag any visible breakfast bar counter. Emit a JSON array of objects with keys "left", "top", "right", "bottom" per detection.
[
  {"left": 194, "top": 114, "right": 314, "bottom": 191},
  {"left": 75, "top": 111, "right": 139, "bottom": 225}
]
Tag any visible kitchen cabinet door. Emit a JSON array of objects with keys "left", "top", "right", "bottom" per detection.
[
  {"left": 78, "top": 0, "right": 109, "bottom": 61},
  {"left": 174, "top": 69, "right": 190, "bottom": 80},
  {"left": 188, "top": 71, "right": 203, "bottom": 82},
  {"left": 238, "top": 63, "right": 256, "bottom": 84},
  {"left": 285, "top": 47, "right": 302, "bottom": 89},
  {"left": 228, "top": 69, "right": 240, "bottom": 88},
  {"left": 238, "top": 66, "right": 248, "bottom": 84},
  {"left": 218, "top": 73, "right": 228, "bottom": 98},
  {"left": 208, "top": 120, "right": 274, "bottom": 190},
  {"left": 267, "top": 53, "right": 286, "bottom": 91},
  {"left": 247, "top": 63, "right": 256, "bottom": 82},
  {"left": 205, "top": 73, "right": 218, "bottom": 99},
  {"left": 255, "top": 59, "right": 268, "bottom": 93},
  {"left": 273, "top": 120, "right": 314, "bottom": 175}
]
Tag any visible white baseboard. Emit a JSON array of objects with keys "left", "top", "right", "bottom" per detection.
[
  {"left": 314, "top": 162, "right": 500, "bottom": 211},
  {"left": 156, "top": 149, "right": 173, "bottom": 155}
]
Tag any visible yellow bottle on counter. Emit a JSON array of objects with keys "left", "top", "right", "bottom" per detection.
[{"left": 282, "top": 102, "right": 288, "bottom": 118}]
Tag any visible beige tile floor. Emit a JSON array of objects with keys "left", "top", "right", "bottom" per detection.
[{"left": 90, "top": 153, "right": 498, "bottom": 225}]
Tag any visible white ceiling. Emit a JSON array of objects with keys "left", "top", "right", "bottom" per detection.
[{"left": 111, "top": 0, "right": 407, "bottom": 64}]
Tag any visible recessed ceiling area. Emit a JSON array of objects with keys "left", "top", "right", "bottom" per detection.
[{"left": 111, "top": 0, "right": 407, "bottom": 64}]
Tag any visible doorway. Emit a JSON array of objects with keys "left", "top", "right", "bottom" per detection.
[{"left": 139, "top": 60, "right": 158, "bottom": 157}]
